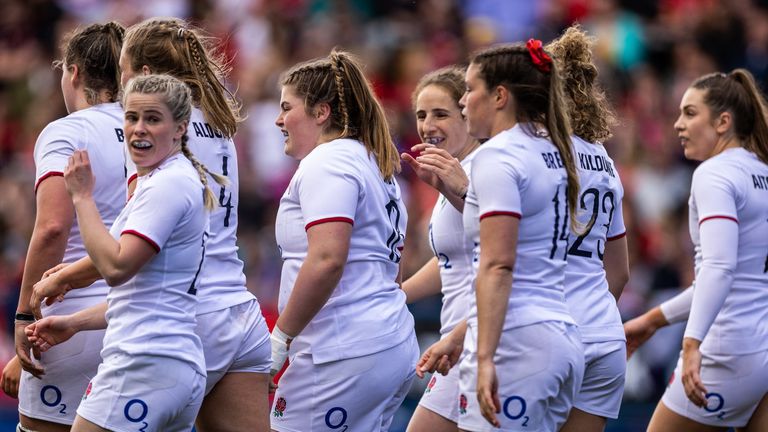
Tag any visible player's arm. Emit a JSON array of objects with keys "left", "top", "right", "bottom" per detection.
[
  {"left": 15, "top": 176, "right": 74, "bottom": 375},
  {"left": 26, "top": 302, "right": 108, "bottom": 352},
  {"left": 402, "top": 257, "right": 442, "bottom": 303},
  {"left": 604, "top": 235, "right": 629, "bottom": 302},
  {"left": 476, "top": 214, "right": 516, "bottom": 363},
  {"left": 276, "top": 221, "right": 351, "bottom": 336}
]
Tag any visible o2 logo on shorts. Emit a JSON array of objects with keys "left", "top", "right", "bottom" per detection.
[
  {"left": 502, "top": 395, "right": 529, "bottom": 427},
  {"left": 703, "top": 392, "right": 726, "bottom": 420},
  {"left": 40, "top": 385, "right": 67, "bottom": 414},
  {"left": 124, "top": 399, "right": 149, "bottom": 432},
  {"left": 325, "top": 407, "right": 348, "bottom": 431}
]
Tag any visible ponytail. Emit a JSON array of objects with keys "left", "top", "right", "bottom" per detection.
[
  {"left": 181, "top": 135, "right": 228, "bottom": 211},
  {"left": 729, "top": 69, "right": 768, "bottom": 164},
  {"left": 546, "top": 61, "right": 581, "bottom": 233}
]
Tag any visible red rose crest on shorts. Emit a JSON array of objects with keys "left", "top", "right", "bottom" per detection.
[
  {"left": 82, "top": 382, "right": 92, "bottom": 401},
  {"left": 425, "top": 375, "right": 437, "bottom": 393},
  {"left": 459, "top": 394, "right": 468, "bottom": 415},
  {"left": 273, "top": 397, "right": 287, "bottom": 417}
]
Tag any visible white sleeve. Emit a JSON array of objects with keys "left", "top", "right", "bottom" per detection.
[
  {"left": 122, "top": 175, "right": 198, "bottom": 251},
  {"left": 683, "top": 164, "right": 739, "bottom": 341},
  {"left": 684, "top": 217, "right": 738, "bottom": 341},
  {"left": 33, "top": 118, "right": 82, "bottom": 191},
  {"left": 660, "top": 286, "right": 693, "bottom": 323},
  {"left": 297, "top": 151, "right": 360, "bottom": 229},
  {"left": 607, "top": 180, "right": 626, "bottom": 239},
  {"left": 472, "top": 147, "right": 524, "bottom": 219}
]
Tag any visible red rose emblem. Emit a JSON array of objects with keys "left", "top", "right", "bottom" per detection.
[
  {"left": 425, "top": 376, "right": 437, "bottom": 393},
  {"left": 273, "top": 397, "right": 287, "bottom": 417},
  {"left": 459, "top": 393, "right": 468, "bottom": 414}
]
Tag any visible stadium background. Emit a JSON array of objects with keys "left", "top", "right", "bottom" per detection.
[{"left": 1, "top": 0, "right": 766, "bottom": 429}]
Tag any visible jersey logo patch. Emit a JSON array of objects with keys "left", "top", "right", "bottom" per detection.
[
  {"left": 425, "top": 375, "right": 437, "bottom": 394},
  {"left": 459, "top": 394, "right": 468, "bottom": 415},
  {"left": 273, "top": 397, "right": 287, "bottom": 417}
]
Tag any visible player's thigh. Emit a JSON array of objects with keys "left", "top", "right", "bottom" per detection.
[
  {"left": 648, "top": 401, "right": 728, "bottom": 432},
  {"left": 410, "top": 366, "right": 461, "bottom": 429},
  {"left": 195, "top": 371, "right": 270, "bottom": 432},
  {"left": 407, "top": 405, "right": 459, "bottom": 432},
  {"left": 740, "top": 392, "right": 768, "bottom": 432}
]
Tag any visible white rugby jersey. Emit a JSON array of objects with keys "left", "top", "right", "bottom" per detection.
[
  {"left": 33, "top": 102, "right": 127, "bottom": 301},
  {"left": 275, "top": 138, "right": 414, "bottom": 364},
  {"left": 564, "top": 136, "right": 626, "bottom": 343},
  {"left": 463, "top": 124, "right": 575, "bottom": 330},
  {"left": 104, "top": 154, "right": 206, "bottom": 374},
  {"left": 429, "top": 150, "right": 478, "bottom": 336},
  {"left": 686, "top": 147, "right": 768, "bottom": 354},
  {"left": 125, "top": 107, "right": 253, "bottom": 314}
]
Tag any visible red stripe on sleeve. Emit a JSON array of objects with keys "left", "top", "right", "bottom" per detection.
[
  {"left": 699, "top": 215, "right": 738, "bottom": 225},
  {"left": 607, "top": 232, "right": 626, "bottom": 241},
  {"left": 122, "top": 230, "right": 160, "bottom": 252},
  {"left": 479, "top": 211, "right": 522, "bottom": 221},
  {"left": 34, "top": 171, "right": 64, "bottom": 193},
  {"left": 305, "top": 217, "right": 354, "bottom": 231}
]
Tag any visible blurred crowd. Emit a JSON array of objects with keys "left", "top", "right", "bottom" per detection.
[{"left": 2, "top": 0, "right": 767, "bottom": 415}]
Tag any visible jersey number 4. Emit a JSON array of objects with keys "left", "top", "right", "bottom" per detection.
[{"left": 385, "top": 200, "right": 404, "bottom": 263}]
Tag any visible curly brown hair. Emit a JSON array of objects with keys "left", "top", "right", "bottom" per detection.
[{"left": 546, "top": 25, "right": 617, "bottom": 144}]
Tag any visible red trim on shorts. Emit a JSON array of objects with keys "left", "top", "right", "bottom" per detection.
[
  {"left": 607, "top": 232, "right": 626, "bottom": 241},
  {"left": 305, "top": 217, "right": 354, "bottom": 231},
  {"left": 122, "top": 230, "right": 160, "bottom": 252},
  {"left": 127, "top": 173, "right": 138, "bottom": 186},
  {"left": 699, "top": 215, "right": 738, "bottom": 225},
  {"left": 479, "top": 211, "right": 522, "bottom": 221},
  {"left": 34, "top": 172, "right": 64, "bottom": 193}
]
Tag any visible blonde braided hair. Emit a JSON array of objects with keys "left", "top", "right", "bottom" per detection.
[{"left": 329, "top": 53, "right": 350, "bottom": 137}]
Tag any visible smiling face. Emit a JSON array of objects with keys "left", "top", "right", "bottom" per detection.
[
  {"left": 460, "top": 62, "right": 496, "bottom": 140},
  {"left": 275, "top": 85, "right": 323, "bottom": 160},
  {"left": 415, "top": 84, "right": 469, "bottom": 157},
  {"left": 674, "top": 88, "right": 722, "bottom": 161},
  {"left": 123, "top": 92, "right": 186, "bottom": 175}
]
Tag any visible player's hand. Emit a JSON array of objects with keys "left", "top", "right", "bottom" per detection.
[
  {"left": 25, "top": 315, "right": 78, "bottom": 353},
  {"left": 477, "top": 358, "right": 501, "bottom": 428},
  {"left": 14, "top": 319, "right": 43, "bottom": 378},
  {"left": 30, "top": 272, "right": 71, "bottom": 319},
  {"left": 623, "top": 314, "right": 657, "bottom": 359},
  {"left": 64, "top": 150, "right": 95, "bottom": 201},
  {"left": 1, "top": 356, "right": 22, "bottom": 398},
  {"left": 42, "top": 263, "right": 69, "bottom": 279},
  {"left": 681, "top": 338, "right": 707, "bottom": 408},
  {"left": 416, "top": 337, "right": 463, "bottom": 378},
  {"left": 269, "top": 326, "right": 294, "bottom": 391},
  {"left": 401, "top": 143, "right": 467, "bottom": 198}
]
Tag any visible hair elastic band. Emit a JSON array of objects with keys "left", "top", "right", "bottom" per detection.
[{"left": 526, "top": 38, "right": 552, "bottom": 73}]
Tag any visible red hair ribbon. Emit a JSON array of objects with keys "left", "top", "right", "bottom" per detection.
[{"left": 526, "top": 38, "right": 552, "bottom": 73}]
